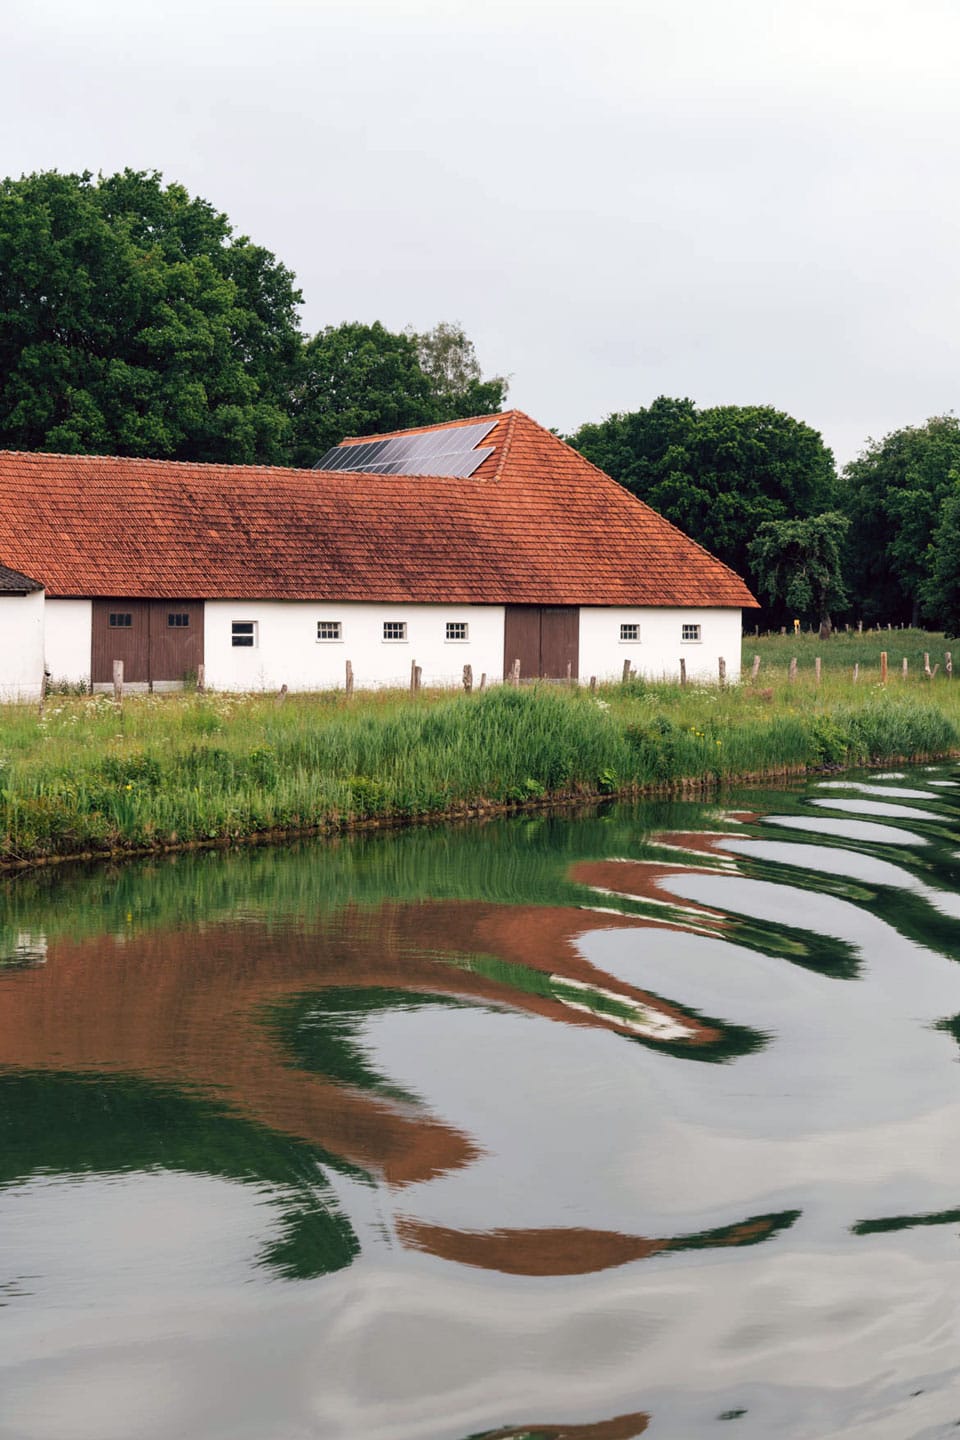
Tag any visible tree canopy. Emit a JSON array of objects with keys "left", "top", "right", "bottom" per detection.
[
  {"left": 840, "top": 415, "right": 960, "bottom": 628},
  {"left": 0, "top": 169, "right": 507, "bottom": 468},
  {"left": 568, "top": 399, "right": 837, "bottom": 596},
  {"left": 290, "top": 321, "right": 507, "bottom": 466},
  {"left": 749, "top": 512, "right": 850, "bottom": 638},
  {"left": 0, "top": 169, "right": 303, "bottom": 463}
]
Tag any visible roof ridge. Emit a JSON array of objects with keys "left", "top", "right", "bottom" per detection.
[{"left": 339, "top": 410, "right": 513, "bottom": 446}]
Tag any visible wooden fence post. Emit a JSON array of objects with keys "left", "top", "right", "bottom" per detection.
[
  {"left": 590, "top": 676, "right": 597, "bottom": 692},
  {"left": 789, "top": 657, "right": 797, "bottom": 682},
  {"left": 857, "top": 620, "right": 863, "bottom": 633},
  {"left": 679, "top": 657, "right": 687, "bottom": 687},
  {"left": 196, "top": 663, "right": 205, "bottom": 694},
  {"left": 880, "top": 651, "right": 888, "bottom": 684},
  {"left": 853, "top": 663, "right": 859, "bottom": 683},
  {"left": 566, "top": 661, "right": 573, "bottom": 686},
  {"left": 275, "top": 683, "right": 288, "bottom": 708},
  {"left": 718, "top": 656, "right": 726, "bottom": 685},
  {"left": 924, "top": 652, "right": 932, "bottom": 678},
  {"left": 751, "top": 654, "right": 761, "bottom": 681},
  {"left": 622, "top": 657, "right": 632, "bottom": 683},
  {"left": 479, "top": 672, "right": 487, "bottom": 691},
  {"left": 815, "top": 657, "right": 821, "bottom": 684},
  {"left": 38, "top": 668, "right": 47, "bottom": 717},
  {"left": 512, "top": 659, "right": 521, "bottom": 688},
  {"left": 947, "top": 652, "right": 953, "bottom": 680},
  {"left": 345, "top": 660, "right": 354, "bottom": 698},
  {"left": 463, "top": 664, "right": 473, "bottom": 693},
  {"left": 410, "top": 659, "right": 423, "bottom": 694},
  {"left": 902, "top": 657, "right": 908, "bottom": 680},
  {"left": 113, "top": 659, "right": 123, "bottom": 704}
]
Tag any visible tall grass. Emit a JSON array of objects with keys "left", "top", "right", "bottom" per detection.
[{"left": 1, "top": 650, "right": 959, "bottom": 864}]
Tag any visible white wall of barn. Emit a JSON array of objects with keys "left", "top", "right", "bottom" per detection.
[
  {"left": 203, "top": 602, "right": 507, "bottom": 691},
  {"left": 0, "top": 590, "right": 45, "bottom": 701},
  {"left": 44, "top": 600, "right": 93, "bottom": 687},
  {"left": 578, "top": 607, "right": 743, "bottom": 683}
]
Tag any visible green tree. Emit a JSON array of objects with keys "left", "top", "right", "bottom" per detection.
[
  {"left": 841, "top": 416, "right": 960, "bottom": 627},
  {"left": 290, "top": 320, "right": 507, "bottom": 465},
  {"left": 569, "top": 399, "right": 837, "bottom": 591},
  {"left": 0, "top": 169, "right": 303, "bottom": 463},
  {"left": 921, "top": 483, "right": 960, "bottom": 636},
  {"left": 289, "top": 321, "right": 438, "bottom": 465},
  {"left": 408, "top": 321, "right": 508, "bottom": 420},
  {"left": 749, "top": 512, "right": 850, "bottom": 638}
]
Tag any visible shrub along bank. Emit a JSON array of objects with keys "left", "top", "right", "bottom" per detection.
[{"left": 1, "top": 664, "right": 958, "bottom": 867}]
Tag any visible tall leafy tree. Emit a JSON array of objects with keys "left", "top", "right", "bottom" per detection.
[
  {"left": 569, "top": 399, "right": 837, "bottom": 592},
  {"left": 291, "top": 320, "right": 507, "bottom": 465},
  {"left": 921, "top": 484, "right": 960, "bottom": 636},
  {"left": 841, "top": 416, "right": 960, "bottom": 627},
  {"left": 0, "top": 169, "right": 303, "bottom": 463},
  {"left": 749, "top": 513, "right": 850, "bottom": 638},
  {"left": 408, "top": 321, "right": 508, "bottom": 421}
]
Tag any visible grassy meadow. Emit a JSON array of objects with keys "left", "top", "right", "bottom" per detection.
[{"left": 0, "top": 627, "right": 958, "bottom": 866}]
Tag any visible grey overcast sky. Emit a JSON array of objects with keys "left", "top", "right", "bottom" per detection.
[{"left": 4, "top": 0, "right": 960, "bottom": 464}]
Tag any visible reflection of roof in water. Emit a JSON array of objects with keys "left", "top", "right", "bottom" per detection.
[{"left": 0, "top": 895, "right": 769, "bottom": 1277}]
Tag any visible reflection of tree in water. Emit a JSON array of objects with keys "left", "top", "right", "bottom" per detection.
[{"left": 0, "top": 1071, "right": 360, "bottom": 1280}]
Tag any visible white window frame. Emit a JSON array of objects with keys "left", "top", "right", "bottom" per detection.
[
  {"left": 382, "top": 620, "right": 408, "bottom": 643},
  {"left": 232, "top": 620, "right": 258, "bottom": 649},
  {"left": 445, "top": 621, "right": 469, "bottom": 643},
  {"left": 316, "top": 621, "right": 343, "bottom": 643},
  {"left": 681, "top": 623, "right": 702, "bottom": 643},
  {"left": 619, "top": 622, "right": 641, "bottom": 643}
]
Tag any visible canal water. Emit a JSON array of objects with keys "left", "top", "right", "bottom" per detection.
[{"left": 2, "top": 768, "right": 960, "bottom": 1439}]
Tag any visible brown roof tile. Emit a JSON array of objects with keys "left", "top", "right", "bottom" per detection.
[{"left": 0, "top": 412, "right": 757, "bottom": 606}]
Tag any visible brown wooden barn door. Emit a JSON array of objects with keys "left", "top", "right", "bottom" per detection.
[
  {"left": 92, "top": 600, "right": 204, "bottom": 684},
  {"left": 503, "top": 607, "right": 541, "bottom": 680},
  {"left": 540, "top": 606, "right": 579, "bottom": 679},
  {"left": 148, "top": 601, "right": 204, "bottom": 682},
  {"left": 503, "top": 606, "right": 579, "bottom": 680},
  {"left": 91, "top": 600, "right": 150, "bottom": 683}
]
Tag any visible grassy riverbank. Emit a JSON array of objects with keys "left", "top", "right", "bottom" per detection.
[{"left": 2, "top": 636, "right": 959, "bottom": 866}]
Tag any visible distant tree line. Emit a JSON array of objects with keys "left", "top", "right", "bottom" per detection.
[
  {"left": 569, "top": 404, "right": 960, "bottom": 638},
  {"left": 3, "top": 169, "right": 960, "bottom": 634},
  {"left": 0, "top": 169, "right": 506, "bottom": 468}
]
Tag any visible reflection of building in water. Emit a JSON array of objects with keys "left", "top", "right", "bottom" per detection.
[
  {"left": 0, "top": 930, "right": 47, "bottom": 969},
  {"left": 467, "top": 1410, "right": 650, "bottom": 1440},
  {"left": 0, "top": 897, "right": 769, "bottom": 1277}
]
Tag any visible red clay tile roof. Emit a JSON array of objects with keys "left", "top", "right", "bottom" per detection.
[{"left": 0, "top": 412, "right": 757, "bottom": 606}]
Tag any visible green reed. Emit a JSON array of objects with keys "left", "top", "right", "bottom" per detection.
[{"left": 1, "top": 652, "right": 959, "bottom": 862}]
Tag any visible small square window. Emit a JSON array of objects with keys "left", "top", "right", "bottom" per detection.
[
  {"left": 168, "top": 612, "right": 190, "bottom": 628},
  {"left": 681, "top": 623, "right": 702, "bottom": 642},
  {"left": 383, "top": 621, "right": 407, "bottom": 642},
  {"left": 108, "top": 612, "right": 132, "bottom": 628},
  {"left": 232, "top": 621, "right": 257, "bottom": 648},
  {"left": 620, "top": 623, "right": 640, "bottom": 642},
  {"left": 317, "top": 621, "right": 342, "bottom": 641},
  {"left": 445, "top": 622, "right": 469, "bottom": 642}
]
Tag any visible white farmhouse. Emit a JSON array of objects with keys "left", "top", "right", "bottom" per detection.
[{"left": 0, "top": 411, "right": 756, "bottom": 699}]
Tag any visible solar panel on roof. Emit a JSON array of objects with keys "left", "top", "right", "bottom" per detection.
[{"left": 314, "top": 420, "right": 497, "bottom": 478}]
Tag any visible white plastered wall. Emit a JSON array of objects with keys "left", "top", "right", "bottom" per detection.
[
  {"left": 44, "top": 600, "right": 93, "bottom": 688},
  {"left": 579, "top": 607, "right": 744, "bottom": 683},
  {"left": 0, "top": 589, "right": 45, "bottom": 702},
  {"left": 203, "top": 602, "right": 506, "bottom": 691}
]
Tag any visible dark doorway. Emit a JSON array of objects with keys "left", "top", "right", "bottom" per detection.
[
  {"left": 503, "top": 606, "right": 579, "bottom": 681},
  {"left": 92, "top": 600, "right": 204, "bottom": 685}
]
